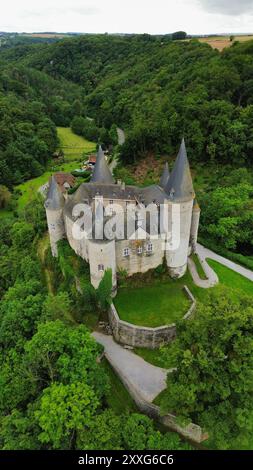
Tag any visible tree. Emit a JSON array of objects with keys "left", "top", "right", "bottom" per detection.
[
  {"left": 76, "top": 410, "right": 123, "bottom": 450},
  {"left": 24, "top": 321, "right": 109, "bottom": 397},
  {"left": 96, "top": 269, "right": 112, "bottom": 311},
  {"left": 0, "top": 185, "right": 11, "bottom": 209},
  {"left": 172, "top": 31, "right": 187, "bottom": 40},
  {"left": 35, "top": 381, "right": 99, "bottom": 449},
  {"left": 42, "top": 293, "right": 74, "bottom": 324},
  {"left": 160, "top": 287, "right": 253, "bottom": 449}
]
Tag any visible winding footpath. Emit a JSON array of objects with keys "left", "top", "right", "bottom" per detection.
[
  {"left": 197, "top": 243, "right": 253, "bottom": 282},
  {"left": 109, "top": 127, "right": 125, "bottom": 173}
]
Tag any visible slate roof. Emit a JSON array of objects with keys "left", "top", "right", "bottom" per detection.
[
  {"left": 159, "top": 162, "right": 170, "bottom": 188},
  {"left": 45, "top": 176, "right": 65, "bottom": 210},
  {"left": 91, "top": 146, "right": 114, "bottom": 184},
  {"left": 165, "top": 138, "right": 195, "bottom": 202}
]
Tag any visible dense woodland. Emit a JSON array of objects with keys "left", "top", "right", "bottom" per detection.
[
  {"left": 1, "top": 35, "right": 253, "bottom": 255},
  {"left": 1, "top": 34, "right": 253, "bottom": 450}
]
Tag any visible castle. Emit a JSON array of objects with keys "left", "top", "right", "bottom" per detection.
[{"left": 45, "top": 139, "right": 200, "bottom": 294}]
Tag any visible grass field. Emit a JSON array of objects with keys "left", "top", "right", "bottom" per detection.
[
  {"left": 57, "top": 127, "right": 96, "bottom": 161},
  {"left": 114, "top": 279, "right": 190, "bottom": 328},
  {"left": 197, "top": 35, "right": 253, "bottom": 51},
  {"left": 0, "top": 128, "right": 96, "bottom": 215},
  {"left": 15, "top": 161, "right": 80, "bottom": 211}
]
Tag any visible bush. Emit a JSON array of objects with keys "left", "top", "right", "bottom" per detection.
[{"left": 198, "top": 236, "right": 253, "bottom": 271}]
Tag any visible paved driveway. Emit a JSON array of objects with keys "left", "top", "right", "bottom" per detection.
[
  {"left": 197, "top": 243, "right": 253, "bottom": 282},
  {"left": 93, "top": 332, "right": 168, "bottom": 403}
]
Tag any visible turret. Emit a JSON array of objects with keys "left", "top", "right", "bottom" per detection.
[
  {"left": 45, "top": 176, "right": 65, "bottom": 257},
  {"left": 165, "top": 139, "right": 195, "bottom": 278},
  {"left": 159, "top": 162, "right": 170, "bottom": 188},
  {"left": 190, "top": 199, "right": 201, "bottom": 254},
  {"left": 91, "top": 145, "right": 114, "bottom": 184}
]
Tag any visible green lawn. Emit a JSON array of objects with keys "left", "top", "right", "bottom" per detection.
[
  {"left": 57, "top": 127, "right": 96, "bottom": 161},
  {"left": 133, "top": 260, "right": 253, "bottom": 365},
  {"left": 114, "top": 279, "right": 191, "bottom": 328},
  {"left": 191, "top": 253, "right": 207, "bottom": 280},
  {"left": 207, "top": 259, "right": 253, "bottom": 297}
]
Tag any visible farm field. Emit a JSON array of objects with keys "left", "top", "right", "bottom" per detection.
[
  {"left": 57, "top": 127, "right": 96, "bottom": 161},
  {"left": 0, "top": 128, "right": 95, "bottom": 215},
  {"left": 197, "top": 35, "right": 253, "bottom": 51}
]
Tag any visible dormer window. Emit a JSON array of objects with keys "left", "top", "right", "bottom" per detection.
[{"left": 137, "top": 246, "right": 142, "bottom": 255}]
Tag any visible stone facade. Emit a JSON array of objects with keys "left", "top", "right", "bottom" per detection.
[
  {"left": 109, "top": 285, "right": 196, "bottom": 349},
  {"left": 45, "top": 140, "right": 201, "bottom": 293}
]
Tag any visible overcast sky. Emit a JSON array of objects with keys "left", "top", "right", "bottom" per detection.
[{"left": 1, "top": 0, "right": 253, "bottom": 34}]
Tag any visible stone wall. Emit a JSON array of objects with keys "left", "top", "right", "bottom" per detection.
[
  {"left": 116, "top": 238, "right": 164, "bottom": 276},
  {"left": 103, "top": 347, "right": 207, "bottom": 444},
  {"left": 109, "top": 285, "right": 196, "bottom": 349}
]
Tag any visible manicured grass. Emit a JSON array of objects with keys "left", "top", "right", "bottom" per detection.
[
  {"left": 57, "top": 127, "right": 96, "bottom": 161},
  {"left": 114, "top": 279, "right": 190, "bottom": 328},
  {"left": 130, "top": 260, "right": 253, "bottom": 366},
  {"left": 191, "top": 253, "right": 207, "bottom": 280},
  {"left": 207, "top": 259, "right": 253, "bottom": 297},
  {"left": 102, "top": 359, "right": 137, "bottom": 414}
]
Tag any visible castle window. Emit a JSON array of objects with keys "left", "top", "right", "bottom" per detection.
[
  {"left": 123, "top": 248, "right": 130, "bottom": 257},
  {"left": 137, "top": 246, "right": 142, "bottom": 255},
  {"left": 98, "top": 264, "right": 104, "bottom": 272},
  {"left": 147, "top": 243, "right": 153, "bottom": 253},
  {"left": 109, "top": 200, "right": 113, "bottom": 204}
]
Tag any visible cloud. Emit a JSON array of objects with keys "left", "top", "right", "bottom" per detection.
[
  {"left": 198, "top": 0, "right": 253, "bottom": 16},
  {"left": 19, "top": 4, "right": 99, "bottom": 19},
  {"left": 69, "top": 6, "right": 99, "bottom": 16}
]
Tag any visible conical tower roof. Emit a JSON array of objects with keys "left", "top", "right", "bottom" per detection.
[
  {"left": 45, "top": 176, "right": 65, "bottom": 210},
  {"left": 91, "top": 145, "right": 114, "bottom": 184},
  {"left": 165, "top": 138, "right": 194, "bottom": 201},
  {"left": 159, "top": 162, "right": 170, "bottom": 188}
]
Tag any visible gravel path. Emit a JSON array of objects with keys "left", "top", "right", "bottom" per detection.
[
  {"left": 197, "top": 243, "right": 253, "bottom": 282},
  {"left": 116, "top": 127, "right": 126, "bottom": 145},
  {"left": 188, "top": 246, "right": 219, "bottom": 289},
  {"left": 93, "top": 332, "right": 168, "bottom": 403}
]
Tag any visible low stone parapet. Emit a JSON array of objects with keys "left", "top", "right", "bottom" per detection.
[{"left": 109, "top": 285, "right": 196, "bottom": 349}]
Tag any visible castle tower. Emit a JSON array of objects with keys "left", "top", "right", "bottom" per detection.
[
  {"left": 91, "top": 145, "right": 114, "bottom": 184},
  {"left": 165, "top": 138, "right": 195, "bottom": 278},
  {"left": 88, "top": 239, "right": 117, "bottom": 295},
  {"left": 190, "top": 199, "right": 201, "bottom": 254},
  {"left": 45, "top": 176, "right": 65, "bottom": 257},
  {"left": 159, "top": 162, "right": 170, "bottom": 188}
]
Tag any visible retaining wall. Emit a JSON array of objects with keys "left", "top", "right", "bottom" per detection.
[
  {"left": 103, "top": 350, "right": 207, "bottom": 444},
  {"left": 109, "top": 285, "right": 196, "bottom": 349}
]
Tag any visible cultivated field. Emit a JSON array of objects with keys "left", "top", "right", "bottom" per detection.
[
  {"left": 57, "top": 127, "right": 96, "bottom": 161},
  {"left": 197, "top": 35, "right": 253, "bottom": 51}
]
